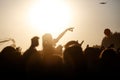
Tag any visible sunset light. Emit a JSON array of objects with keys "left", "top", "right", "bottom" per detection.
[
  {"left": 28, "top": 0, "right": 72, "bottom": 34},
  {"left": 0, "top": 0, "right": 120, "bottom": 78}
]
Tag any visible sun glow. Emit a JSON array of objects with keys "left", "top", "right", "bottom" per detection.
[{"left": 28, "top": 0, "right": 72, "bottom": 35}]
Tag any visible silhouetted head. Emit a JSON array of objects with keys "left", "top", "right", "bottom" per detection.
[
  {"left": 99, "top": 48, "right": 117, "bottom": 59},
  {"left": 1, "top": 46, "right": 16, "bottom": 54},
  {"left": 42, "top": 33, "right": 53, "bottom": 48},
  {"left": 63, "top": 45, "right": 83, "bottom": 64},
  {"left": 31, "top": 36, "right": 39, "bottom": 47},
  {"left": 104, "top": 28, "right": 112, "bottom": 37},
  {"left": 64, "top": 40, "right": 79, "bottom": 49},
  {"left": 64, "top": 40, "right": 84, "bottom": 49}
]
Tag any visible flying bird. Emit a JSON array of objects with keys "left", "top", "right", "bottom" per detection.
[{"left": 100, "top": 2, "right": 107, "bottom": 4}]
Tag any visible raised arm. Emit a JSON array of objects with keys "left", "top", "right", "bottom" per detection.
[
  {"left": 54, "top": 27, "right": 74, "bottom": 43},
  {"left": 0, "top": 38, "right": 12, "bottom": 43}
]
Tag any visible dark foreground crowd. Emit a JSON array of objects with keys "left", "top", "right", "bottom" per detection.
[{"left": 0, "top": 28, "right": 120, "bottom": 79}]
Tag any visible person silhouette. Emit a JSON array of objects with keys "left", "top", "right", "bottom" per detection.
[
  {"left": 0, "top": 46, "right": 23, "bottom": 79},
  {"left": 23, "top": 36, "right": 39, "bottom": 59},
  {"left": 101, "top": 28, "right": 120, "bottom": 50},
  {"left": 23, "top": 36, "right": 43, "bottom": 78},
  {"left": 42, "top": 27, "right": 74, "bottom": 56}
]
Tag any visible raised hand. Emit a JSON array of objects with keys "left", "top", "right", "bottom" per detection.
[
  {"left": 66, "top": 27, "right": 74, "bottom": 32},
  {"left": 55, "top": 27, "right": 74, "bottom": 43}
]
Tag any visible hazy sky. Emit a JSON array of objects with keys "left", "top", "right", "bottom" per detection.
[{"left": 0, "top": 0, "right": 120, "bottom": 52}]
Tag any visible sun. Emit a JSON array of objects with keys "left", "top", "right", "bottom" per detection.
[{"left": 28, "top": 0, "right": 72, "bottom": 36}]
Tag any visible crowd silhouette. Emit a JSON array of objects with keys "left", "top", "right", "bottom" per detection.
[{"left": 0, "top": 28, "right": 120, "bottom": 79}]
